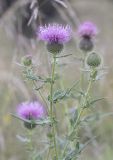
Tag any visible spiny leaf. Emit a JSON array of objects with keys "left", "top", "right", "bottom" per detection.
[
  {"left": 48, "top": 80, "right": 80, "bottom": 103},
  {"left": 53, "top": 90, "right": 67, "bottom": 102},
  {"left": 64, "top": 136, "right": 96, "bottom": 160},
  {"left": 11, "top": 114, "right": 52, "bottom": 125},
  {"left": 89, "top": 97, "right": 105, "bottom": 106},
  {"left": 83, "top": 97, "right": 105, "bottom": 109},
  {"left": 70, "top": 109, "right": 78, "bottom": 127},
  {"left": 11, "top": 114, "right": 31, "bottom": 123},
  {"left": 35, "top": 117, "right": 52, "bottom": 125},
  {"left": 55, "top": 54, "right": 72, "bottom": 58},
  {"left": 83, "top": 112, "right": 113, "bottom": 123}
]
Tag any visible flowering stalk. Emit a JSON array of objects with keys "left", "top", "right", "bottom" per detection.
[
  {"left": 80, "top": 53, "right": 86, "bottom": 90},
  {"left": 49, "top": 56, "right": 58, "bottom": 160},
  {"left": 62, "top": 65, "right": 96, "bottom": 158},
  {"left": 75, "top": 77, "right": 93, "bottom": 130},
  {"left": 38, "top": 23, "right": 72, "bottom": 159},
  {"left": 32, "top": 80, "right": 49, "bottom": 113},
  {"left": 59, "top": 75, "right": 72, "bottom": 132},
  {"left": 26, "top": 129, "right": 34, "bottom": 155}
]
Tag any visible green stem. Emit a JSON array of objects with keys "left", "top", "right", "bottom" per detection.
[
  {"left": 33, "top": 80, "right": 49, "bottom": 113},
  {"left": 80, "top": 53, "right": 86, "bottom": 90},
  {"left": 26, "top": 129, "right": 34, "bottom": 160},
  {"left": 59, "top": 78, "right": 71, "bottom": 131},
  {"left": 50, "top": 57, "right": 56, "bottom": 117},
  {"left": 39, "top": 90, "right": 49, "bottom": 110},
  {"left": 62, "top": 78, "right": 93, "bottom": 158},
  {"left": 74, "top": 78, "right": 92, "bottom": 131},
  {"left": 85, "top": 79, "right": 92, "bottom": 98},
  {"left": 50, "top": 56, "right": 58, "bottom": 160},
  {"left": 46, "top": 148, "right": 51, "bottom": 160}
]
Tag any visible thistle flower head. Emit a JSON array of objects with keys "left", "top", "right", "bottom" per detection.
[
  {"left": 78, "top": 21, "right": 98, "bottom": 38},
  {"left": 38, "top": 24, "right": 72, "bottom": 44},
  {"left": 17, "top": 101, "right": 44, "bottom": 120}
]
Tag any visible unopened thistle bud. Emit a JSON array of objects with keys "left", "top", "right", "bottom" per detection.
[
  {"left": 87, "top": 52, "right": 101, "bottom": 67},
  {"left": 21, "top": 55, "right": 32, "bottom": 66}
]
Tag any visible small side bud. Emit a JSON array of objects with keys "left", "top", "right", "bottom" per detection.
[
  {"left": 87, "top": 52, "right": 101, "bottom": 67},
  {"left": 21, "top": 55, "right": 32, "bottom": 66},
  {"left": 47, "top": 43, "right": 63, "bottom": 55},
  {"left": 79, "top": 37, "right": 94, "bottom": 52}
]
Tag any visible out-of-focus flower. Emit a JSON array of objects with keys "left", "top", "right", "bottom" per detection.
[
  {"left": 78, "top": 21, "right": 98, "bottom": 39},
  {"left": 17, "top": 101, "right": 44, "bottom": 120},
  {"left": 37, "top": 24, "right": 72, "bottom": 54},
  {"left": 17, "top": 101, "right": 44, "bottom": 129},
  {"left": 77, "top": 22, "right": 98, "bottom": 52}
]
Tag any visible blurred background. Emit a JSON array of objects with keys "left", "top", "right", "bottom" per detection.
[{"left": 0, "top": 0, "right": 113, "bottom": 159}]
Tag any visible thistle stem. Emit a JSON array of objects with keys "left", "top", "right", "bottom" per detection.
[
  {"left": 73, "top": 78, "right": 92, "bottom": 131},
  {"left": 32, "top": 80, "right": 49, "bottom": 113},
  {"left": 80, "top": 53, "right": 87, "bottom": 90},
  {"left": 59, "top": 78, "right": 71, "bottom": 131},
  {"left": 62, "top": 77, "right": 93, "bottom": 158},
  {"left": 28, "top": 129, "right": 33, "bottom": 151},
  {"left": 26, "top": 129, "right": 34, "bottom": 160},
  {"left": 50, "top": 56, "right": 58, "bottom": 160}
]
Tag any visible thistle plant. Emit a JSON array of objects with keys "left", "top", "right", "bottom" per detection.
[{"left": 12, "top": 22, "right": 106, "bottom": 160}]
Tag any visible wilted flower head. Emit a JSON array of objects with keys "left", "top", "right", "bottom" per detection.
[
  {"left": 38, "top": 24, "right": 72, "bottom": 44},
  {"left": 17, "top": 101, "right": 44, "bottom": 120},
  {"left": 78, "top": 21, "right": 98, "bottom": 38}
]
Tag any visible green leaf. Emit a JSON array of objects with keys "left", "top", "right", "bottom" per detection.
[
  {"left": 48, "top": 80, "right": 80, "bottom": 103},
  {"left": 11, "top": 114, "right": 31, "bottom": 123},
  {"left": 35, "top": 156, "right": 43, "bottom": 160},
  {"left": 11, "top": 114, "right": 52, "bottom": 126},
  {"left": 64, "top": 137, "right": 96, "bottom": 160},
  {"left": 89, "top": 97, "right": 105, "bottom": 106},
  {"left": 83, "top": 112, "right": 113, "bottom": 123},
  {"left": 34, "top": 85, "right": 43, "bottom": 91},
  {"left": 32, "top": 154, "right": 43, "bottom": 160},
  {"left": 55, "top": 54, "right": 72, "bottom": 58},
  {"left": 35, "top": 117, "right": 52, "bottom": 125},
  {"left": 70, "top": 109, "right": 78, "bottom": 127},
  {"left": 45, "top": 74, "right": 60, "bottom": 83},
  {"left": 53, "top": 90, "right": 67, "bottom": 102},
  {"left": 83, "top": 97, "right": 104, "bottom": 109},
  {"left": 67, "top": 131, "right": 78, "bottom": 141}
]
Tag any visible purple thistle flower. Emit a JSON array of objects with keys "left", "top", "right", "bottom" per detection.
[
  {"left": 38, "top": 24, "right": 72, "bottom": 44},
  {"left": 78, "top": 21, "right": 98, "bottom": 38},
  {"left": 17, "top": 101, "right": 44, "bottom": 120}
]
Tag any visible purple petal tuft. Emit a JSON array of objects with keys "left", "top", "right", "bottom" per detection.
[
  {"left": 37, "top": 24, "right": 72, "bottom": 44},
  {"left": 78, "top": 21, "right": 98, "bottom": 38},
  {"left": 17, "top": 101, "right": 44, "bottom": 120}
]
